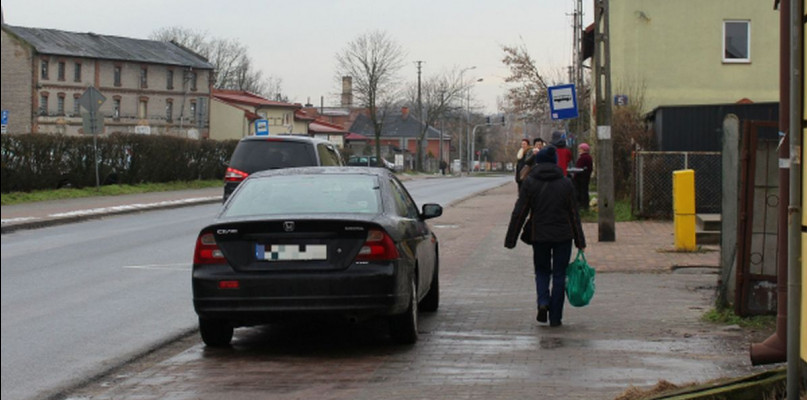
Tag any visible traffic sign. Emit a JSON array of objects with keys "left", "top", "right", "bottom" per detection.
[
  {"left": 81, "top": 112, "right": 104, "bottom": 134},
  {"left": 1, "top": 109, "right": 8, "bottom": 125},
  {"left": 548, "top": 84, "right": 579, "bottom": 120},
  {"left": 78, "top": 86, "right": 106, "bottom": 113},
  {"left": 255, "top": 119, "right": 269, "bottom": 136}
]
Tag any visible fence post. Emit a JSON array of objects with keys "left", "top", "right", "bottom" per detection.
[{"left": 673, "top": 169, "right": 697, "bottom": 251}]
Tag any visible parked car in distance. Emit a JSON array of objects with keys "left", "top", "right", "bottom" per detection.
[
  {"left": 193, "top": 167, "right": 442, "bottom": 347},
  {"left": 347, "top": 155, "right": 396, "bottom": 170},
  {"left": 223, "top": 135, "right": 343, "bottom": 201}
]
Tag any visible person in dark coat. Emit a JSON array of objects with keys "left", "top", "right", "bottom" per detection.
[
  {"left": 515, "top": 138, "right": 531, "bottom": 189},
  {"left": 505, "top": 146, "right": 586, "bottom": 327},
  {"left": 574, "top": 143, "right": 593, "bottom": 210}
]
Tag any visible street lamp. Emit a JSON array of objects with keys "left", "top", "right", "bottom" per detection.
[
  {"left": 467, "top": 78, "right": 483, "bottom": 173},
  {"left": 459, "top": 66, "right": 476, "bottom": 173}
]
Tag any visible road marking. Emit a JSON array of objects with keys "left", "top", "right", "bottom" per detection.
[{"left": 122, "top": 263, "right": 190, "bottom": 271}]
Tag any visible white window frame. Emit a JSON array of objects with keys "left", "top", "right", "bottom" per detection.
[{"left": 723, "top": 20, "right": 751, "bottom": 63}]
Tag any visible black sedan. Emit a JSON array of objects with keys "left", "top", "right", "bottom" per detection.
[{"left": 192, "top": 167, "right": 442, "bottom": 346}]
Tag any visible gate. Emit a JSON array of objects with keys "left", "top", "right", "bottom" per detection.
[{"left": 735, "top": 120, "right": 780, "bottom": 316}]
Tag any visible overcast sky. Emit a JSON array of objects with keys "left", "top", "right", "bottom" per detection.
[{"left": 2, "top": 0, "right": 592, "bottom": 114}]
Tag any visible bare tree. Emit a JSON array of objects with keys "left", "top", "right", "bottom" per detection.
[
  {"left": 501, "top": 41, "right": 591, "bottom": 141},
  {"left": 150, "top": 27, "right": 285, "bottom": 100},
  {"left": 336, "top": 30, "right": 405, "bottom": 167},
  {"left": 501, "top": 42, "right": 550, "bottom": 118},
  {"left": 405, "top": 69, "right": 468, "bottom": 171}
]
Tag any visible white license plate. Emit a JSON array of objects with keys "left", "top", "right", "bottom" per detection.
[{"left": 256, "top": 244, "right": 327, "bottom": 261}]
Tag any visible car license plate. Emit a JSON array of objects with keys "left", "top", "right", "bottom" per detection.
[{"left": 256, "top": 244, "right": 327, "bottom": 261}]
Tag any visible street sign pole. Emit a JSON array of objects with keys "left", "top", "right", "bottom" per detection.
[{"left": 79, "top": 86, "right": 107, "bottom": 190}]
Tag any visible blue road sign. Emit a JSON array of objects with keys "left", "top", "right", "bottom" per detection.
[
  {"left": 1, "top": 110, "right": 8, "bottom": 125},
  {"left": 255, "top": 119, "right": 269, "bottom": 136},
  {"left": 548, "top": 84, "right": 578, "bottom": 120}
]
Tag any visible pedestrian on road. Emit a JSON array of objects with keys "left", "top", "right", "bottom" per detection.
[
  {"left": 440, "top": 160, "right": 448, "bottom": 175},
  {"left": 550, "top": 131, "right": 573, "bottom": 177},
  {"left": 515, "top": 138, "right": 531, "bottom": 189},
  {"left": 574, "top": 143, "right": 593, "bottom": 210},
  {"left": 504, "top": 146, "right": 586, "bottom": 327}
]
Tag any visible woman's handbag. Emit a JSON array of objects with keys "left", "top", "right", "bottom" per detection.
[{"left": 566, "top": 250, "right": 595, "bottom": 307}]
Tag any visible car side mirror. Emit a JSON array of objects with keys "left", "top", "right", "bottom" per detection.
[{"left": 421, "top": 203, "right": 442, "bottom": 219}]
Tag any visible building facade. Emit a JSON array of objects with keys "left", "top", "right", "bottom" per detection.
[
  {"left": 210, "top": 89, "right": 308, "bottom": 140},
  {"left": 605, "top": 1, "right": 778, "bottom": 113},
  {"left": 1, "top": 25, "right": 213, "bottom": 138}
]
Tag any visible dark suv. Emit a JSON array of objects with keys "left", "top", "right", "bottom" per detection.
[{"left": 223, "top": 135, "right": 343, "bottom": 201}]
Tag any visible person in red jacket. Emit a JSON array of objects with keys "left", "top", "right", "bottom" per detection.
[{"left": 550, "top": 131, "right": 573, "bottom": 176}]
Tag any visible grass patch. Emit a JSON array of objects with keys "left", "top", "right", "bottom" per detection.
[
  {"left": 701, "top": 307, "right": 776, "bottom": 330},
  {"left": 1, "top": 180, "right": 221, "bottom": 206},
  {"left": 579, "top": 197, "right": 636, "bottom": 223}
]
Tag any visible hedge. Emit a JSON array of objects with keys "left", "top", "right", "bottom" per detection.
[{"left": 1, "top": 133, "right": 238, "bottom": 193}]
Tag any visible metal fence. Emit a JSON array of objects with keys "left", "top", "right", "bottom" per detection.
[{"left": 633, "top": 151, "right": 722, "bottom": 218}]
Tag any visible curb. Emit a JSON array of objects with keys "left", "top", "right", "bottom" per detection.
[{"left": 1, "top": 197, "right": 222, "bottom": 234}]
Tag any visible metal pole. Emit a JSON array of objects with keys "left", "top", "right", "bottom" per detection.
[{"left": 91, "top": 109, "right": 100, "bottom": 189}]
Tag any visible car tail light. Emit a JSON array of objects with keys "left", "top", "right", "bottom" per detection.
[
  {"left": 224, "top": 167, "right": 248, "bottom": 182},
  {"left": 218, "top": 280, "right": 240, "bottom": 289},
  {"left": 356, "top": 229, "right": 399, "bottom": 261},
  {"left": 194, "top": 232, "right": 225, "bottom": 264}
]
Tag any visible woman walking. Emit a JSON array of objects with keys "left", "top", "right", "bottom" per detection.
[{"left": 504, "top": 146, "right": 586, "bottom": 327}]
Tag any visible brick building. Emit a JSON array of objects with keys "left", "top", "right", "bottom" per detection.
[{"left": 0, "top": 24, "right": 213, "bottom": 138}]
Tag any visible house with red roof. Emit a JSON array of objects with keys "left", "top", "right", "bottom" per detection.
[{"left": 210, "top": 89, "right": 308, "bottom": 140}]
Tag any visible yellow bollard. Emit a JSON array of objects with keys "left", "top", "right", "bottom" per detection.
[{"left": 673, "top": 169, "right": 697, "bottom": 251}]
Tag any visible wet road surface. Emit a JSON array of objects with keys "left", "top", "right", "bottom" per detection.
[{"left": 61, "top": 182, "right": 771, "bottom": 400}]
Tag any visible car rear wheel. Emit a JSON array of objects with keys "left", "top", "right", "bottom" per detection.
[
  {"left": 389, "top": 277, "right": 418, "bottom": 344},
  {"left": 419, "top": 261, "right": 439, "bottom": 312},
  {"left": 199, "top": 318, "right": 233, "bottom": 347}
]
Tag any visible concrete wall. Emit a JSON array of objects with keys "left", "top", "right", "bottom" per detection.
[
  {"left": 1, "top": 28, "right": 33, "bottom": 133},
  {"left": 610, "top": 0, "right": 779, "bottom": 113}
]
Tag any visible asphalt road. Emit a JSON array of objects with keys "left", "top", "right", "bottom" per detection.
[{"left": 0, "top": 175, "right": 511, "bottom": 400}]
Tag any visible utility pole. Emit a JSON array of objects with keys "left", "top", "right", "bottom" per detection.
[
  {"left": 416, "top": 60, "right": 424, "bottom": 171},
  {"left": 574, "top": 0, "right": 584, "bottom": 143},
  {"left": 594, "top": 0, "right": 615, "bottom": 241}
]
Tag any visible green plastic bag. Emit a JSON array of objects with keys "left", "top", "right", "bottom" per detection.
[{"left": 566, "top": 250, "right": 595, "bottom": 307}]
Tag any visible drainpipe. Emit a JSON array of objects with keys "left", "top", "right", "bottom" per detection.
[
  {"left": 750, "top": 0, "right": 790, "bottom": 366},
  {"left": 785, "top": 0, "right": 802, "bottom": 396}
]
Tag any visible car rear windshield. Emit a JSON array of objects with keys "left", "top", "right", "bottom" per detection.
[
  {"left": 229, "top": 140, "right": 317, "bottom": 173},
  {"left": 223, "top": 174, "right": 382, "bottom": 217}
]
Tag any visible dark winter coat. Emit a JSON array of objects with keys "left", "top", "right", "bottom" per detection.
[{"left": 504, "top": 162, "right": 586, "bottom": 249}]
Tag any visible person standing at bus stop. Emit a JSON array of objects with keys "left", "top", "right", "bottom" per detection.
[{"left": 574, "top": 143, "right": 593, "bottom": 210}]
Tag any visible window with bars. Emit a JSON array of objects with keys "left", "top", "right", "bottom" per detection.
[
  {"left": 189, "top": 101, "right": 196, "bottom": 123},
  {"left": 57, "top": 62, "right": 66, "bottom": 81},
  {"left": 114, "top": 66, "right": 122, "bottom": 87},
  {"left": 140, "top": 67, "right": 148, "bottom": 88},
  {"left": 41, "top": 60, "right": 49, "bottom": 80},
  {"left": 166, "top": 100, "right": 173, "bottom": 121},
  {"left": 39, "top": 93, "right": 48, "bottom": 115}
]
